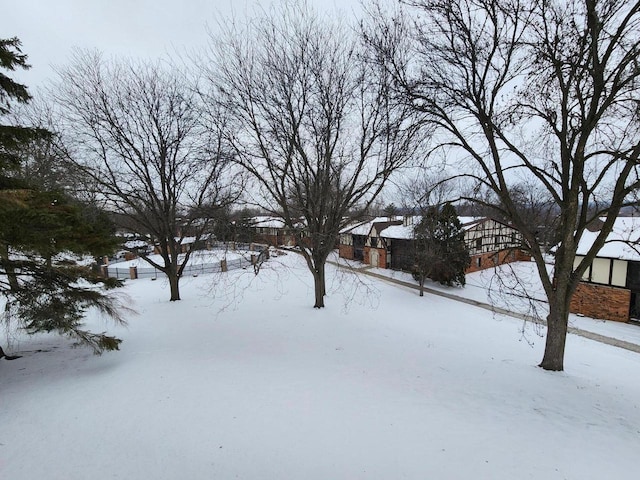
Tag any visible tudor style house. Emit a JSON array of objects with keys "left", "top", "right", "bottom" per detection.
[
  {"left": 339, "top": 216, "right": 402, "bottom": 265},
  {"left": 570, "top": 217, "right": 640, "bottom": 323},
  {"left": 459, "top": 217, "right": 531, "bottom": 272},
  {"left": 339, "top": 215, "right": 529, "bottom": 272}
]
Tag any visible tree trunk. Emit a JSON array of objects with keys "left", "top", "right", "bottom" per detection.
[
  {"left": 0, "top": 345, "right": 21, "bottom": 360},
  {"left": 539, "top": 302, "right": 569, "bottom": 371},
  {"left": 313, "top": 263, "right": 325, "bottom": 308},
  {"left": 419, "top": 275, "right": 424, "bottom": 297},
  {"left": 319, "top": 262, "right": 326, "bottom": 297},
  {"left": 168, "top": 272, "right": 181, "bottom": 301},
  {"left": 1, "top": 244, "right": 19, "bottom": 292}
]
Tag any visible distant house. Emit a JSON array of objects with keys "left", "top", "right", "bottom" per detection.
[
  {"left": 571, "top": 217, "right": 640, "bottom": 323},
  {"left": 178, "top": 234, "right": 214, "bottom": 253},
  {"left": 152, "top": 233, "right": 214, "bottom": 255},
  {"left": 248, "top": 216, "right": 298, "bottom": 247},
  {"left": 339, "top": 215, "right": 528, "bottom": 272}
]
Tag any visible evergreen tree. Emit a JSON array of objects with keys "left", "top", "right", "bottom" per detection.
[
  {"left": 383, "top": 203, "right": 399, "bottom": 217},
  {"left": 412, "top": 206, "right": 439, "bottom": 296},
  {"left": 413, "top": 203, "right": 470, "bottom": 291},
  {"left": 0, "top": 38, "right": 124, "bottom": 360}
]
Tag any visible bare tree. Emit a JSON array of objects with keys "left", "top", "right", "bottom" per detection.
[
  {"left": 202, "top": 1, "right": 425, "bottom": 308},
  {"left": 365, "top": 0, "right": 640, "bottom": 370},
  {"left": 54, "top": 51, "right": 242, "bottom": 301}
]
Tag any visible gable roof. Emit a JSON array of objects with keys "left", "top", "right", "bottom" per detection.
[
  {"left": 576, "top": 216, "right": 640, "bottom": 261},
  {"left": 251, "top": 216, "right": 287, "bottom": 229},
  {"left": 339, "top": 216, "right": 402, "bottom": 236},
  {"left": 378, "top": 215, "right": 486, "bottom": 240}
]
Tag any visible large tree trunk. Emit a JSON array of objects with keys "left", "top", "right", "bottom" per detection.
[
  {"left": 168, "top": 273, "right": 181, "bottom": 301},
  {"left": 165, "top": 244, "right": 181, "bottom": 302},
  {"left": 539, "top": 299, "right": 570, "bottom": 371},
  {"left": 167, "top": 259, "right": 181, "bottom": 301},
  {"left": 313, "top": 262, "right": 326, "bottom": 308}
]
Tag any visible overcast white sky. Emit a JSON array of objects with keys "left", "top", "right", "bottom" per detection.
[{"left": 1, "top": 0, "right": 362, "bottom": 89}]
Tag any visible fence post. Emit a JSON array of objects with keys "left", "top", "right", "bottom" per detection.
[
  {"left": 221, "top": 259, "right": 227, "bottom": 272},
  {"left": 129, "top": 266, "right": 138, "bottom": 280},
  {"left": 101, "top": 265, "right": 109, "bottom": 278}
]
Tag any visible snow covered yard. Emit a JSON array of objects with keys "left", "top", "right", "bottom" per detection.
[
  {"left": 2, "top": 252, "right": 640, "bottom": 479},
  {"left": 355, "top": 255, "right": 640, "bottom": 347}
]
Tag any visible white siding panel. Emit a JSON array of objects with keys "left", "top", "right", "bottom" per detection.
[
  {"left": 591, "top": 257, "right": 610, "bottom": 284},
  {"left": 611, "top": 260, "right": 627, "bottom": 287},
  {"left": 574, "top": 255, "right": 589, "bottom": 281}
]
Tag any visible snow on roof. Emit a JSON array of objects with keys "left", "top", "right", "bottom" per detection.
[
  {"left": 340, "top": 216, "right": 403, "bottom": 236},
  {"left": 379, "top": 215, "right": 485, "bottom": 239},
  {"left": 124, "top": 240, "right": 150, "bottom": 249},
  {"left": 458, "top": 216, "right": 485, "bottom": 227},
  {"left": 341, "top": 215, "right": 490, "bottom": 239},
  {"left": 251, "top": 216, "right": 287, "bottom": 229},
  {"left": 576, "top": 216, "right": 640, "bottom": 261},
  {"left": 380, "top": 224, "right": 414, "bottom": 239}
]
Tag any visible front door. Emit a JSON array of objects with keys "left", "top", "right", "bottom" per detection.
[{"left": 370, "top": 249, "right": 379, "bottom": 267}]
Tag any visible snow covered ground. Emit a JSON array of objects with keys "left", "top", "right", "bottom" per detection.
[
  {"left": 344, "top": 254, "right": 640, "bottom": 347},
  {"left": 2, "top": 251, "right": 640, "bottom": 479}
]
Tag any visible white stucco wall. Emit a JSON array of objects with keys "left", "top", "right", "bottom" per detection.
[{"left": 574, "top": 255, "right": 628, "bottom": 287}]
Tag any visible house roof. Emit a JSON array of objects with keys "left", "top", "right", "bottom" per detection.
[
  {"left": 339, "top": 216, "right": 403, "bottom": 236},
  {"left": 251, "top": 216, "right": 287, "bottom": 229},
  {"left": 576, "top": 216, "right": 640, "bottom": 261},
  {"left": 458, "top": 216, "right": 485, "bottom": 228},
  {"left": 378, "top": 215, "right": 486, "bottom": 240},
  {"left": 341, "top": 215, "right": 503, "bottom": 240},
  {"left": 124, "top": 239, "right": 151, "bottom": 249},
  {"left": 380, "top": 223, "right": 414, "bottom": 240}
]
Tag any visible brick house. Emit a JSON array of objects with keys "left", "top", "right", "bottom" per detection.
[
  {"left": 570, "top": 217, "right": 640, "bottom": 323},
  {"left": 249, "top": 216, "right": 298, "bottom": 247},
  {"left": 339, "top": 217, "right": 403, "bottom": 267},
  {"left": 458, "top": 217, "right": 531, "bottom": 272},
  {"left": 340, "top": 215, "right": 528, "bottom": 272}
]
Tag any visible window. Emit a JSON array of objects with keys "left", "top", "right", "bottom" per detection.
[
  {"left": 476, "top": 238, "right": 482, "bottom": 250},
  {"left": 476, "top": 257, "right": 482, "bottom": 268}
]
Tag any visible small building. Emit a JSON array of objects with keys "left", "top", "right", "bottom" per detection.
[
  {"left": 249, "top": 216, "right": 298, "bottom": 247},
  {"left": 571, "top": 217, "right": 640, "bottom": 323},
  {"left": 152, "top": 233, "right": 214, "bottom": 255}
]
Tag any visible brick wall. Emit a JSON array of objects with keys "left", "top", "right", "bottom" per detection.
[
  {"left": 570, "top": 282, "right": 631, "bottom": 323},
  {"left": 514, "top": 250, "right": 531, "bottom": 262},
  {"left": 339, "top": 244, "right": 354, "bottom": 260},
  {"left": 363, "top": 246, "right": 387, "bottom": 268},
  {"left": 466, "top": 249, "right": 531, "bottom": 274}
]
